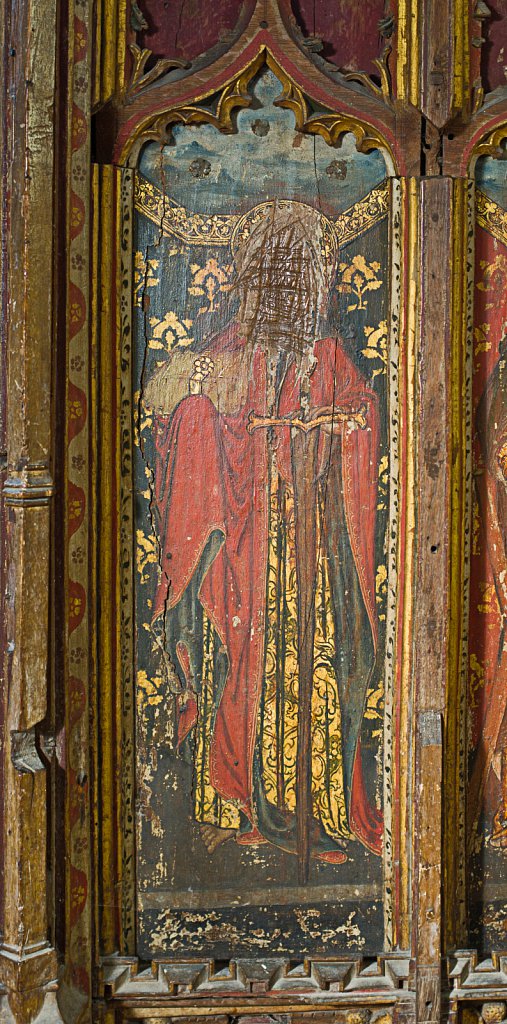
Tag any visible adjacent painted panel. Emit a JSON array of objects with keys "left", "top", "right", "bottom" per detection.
[{"left": 468, "top": 156, "right": 507, "bottom": 951}]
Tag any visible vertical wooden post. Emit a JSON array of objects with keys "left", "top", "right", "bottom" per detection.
[
  {"left": 0, "top": 0, "right": 62, "bottom": 1020},
  {"left": 421, "top": 0, "right": 472, "bottom": 129},
  {"left": 413, "top": 177, "right": 461, "bottom": 1024},
  {"left": 0, "top": 0, "right": 9, "bottom": 970}
]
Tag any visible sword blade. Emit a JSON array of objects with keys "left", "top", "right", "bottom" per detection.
[{"left": 291, "top": 426, "right": 320, "bottom": 885}]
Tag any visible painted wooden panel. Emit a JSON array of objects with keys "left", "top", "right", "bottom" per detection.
[
  {"left": 137, "top": 0, "right": 245, "bottom": 61},
  {"left": 291, "top": 0, "right": 387, "bottom": 73},
  {"left": 480, "top": 0, "right": 507, "bottom": 93},
  {"left": 131, "top": 67, "right": 397, "bottom": 957},
  {"left": 468, "top": 155, "right": 507, "bottom": 951}
]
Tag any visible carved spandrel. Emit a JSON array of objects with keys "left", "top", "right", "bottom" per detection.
[{"left": 96, "top": 0, "right": 421, "bottom": 174}]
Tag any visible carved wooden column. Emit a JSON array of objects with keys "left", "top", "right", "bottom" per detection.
[
  {"left": 0, "top": 0, "right": 8, "bottom": 977},
  {"left": 412, "top": 3, "right": 474, "bottom": 1018},
  {"left": 420, "top": 0, "right": 474, "bottom": 172},
  {"left": 0, "top": 0, "right": 62, "bottom": 1020}
]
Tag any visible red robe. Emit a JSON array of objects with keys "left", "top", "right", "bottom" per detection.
[
  {"left": 151, "top": 323, "right": 382, "bottom": 853},
  {"left": 468, "top": 220, "right": 507, "bottom": 830},
  {"left": 469, "top": 346, "right": 507, "bottom": 827}
]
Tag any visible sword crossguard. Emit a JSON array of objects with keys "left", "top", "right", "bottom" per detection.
[{"left": 246, "top": 404, "right": 368, "bottom": 435}]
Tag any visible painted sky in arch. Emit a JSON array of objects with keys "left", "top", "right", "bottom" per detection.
[
  {"left": 138, "top": 70, "right": 387, "bottom": 215},
  {"left": 476, "top": 154, "right": 507, "bottom": 204}
]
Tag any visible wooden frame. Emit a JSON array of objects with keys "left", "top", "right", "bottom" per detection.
[
  {"left": 92, "top": 0, "right": 417, "bottom": 990},
  {"left": 3, "top": 1, "right": 507, "bottom": 1022},
  {"left": 71, "top": 4, "right": 424, "bottom": 1014}
]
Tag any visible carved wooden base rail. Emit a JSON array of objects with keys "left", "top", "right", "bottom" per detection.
[
  {"left": 449, "top": 954, "right": 507, "bottom": 1023},
  {"left": 100, "top": 955, "right": 411, "bottom": 998},
  {"left": 98, "top": 956, "right": 413, "bottom": 1023},
  {"left": 98, "top": 957, "right": 507, "bottom": 1024}
]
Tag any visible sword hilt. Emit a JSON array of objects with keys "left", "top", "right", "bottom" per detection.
[{"left": 246, "top": 403, "right": 368, "bottom": 435}]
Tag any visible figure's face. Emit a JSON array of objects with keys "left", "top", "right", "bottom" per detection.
[{"left": 237, "top": 233, "right": 328, "bottom": 354}]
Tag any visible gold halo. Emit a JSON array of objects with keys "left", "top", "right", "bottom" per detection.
[{"left": 230, "top": 199, "right": 338, "bottom": 264}]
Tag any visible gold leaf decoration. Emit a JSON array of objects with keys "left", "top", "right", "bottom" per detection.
[
  {"left": 364, "top": 679, "right": 384, "bottom": 722},
  {"left": 476, "top": 188, "right": 507, "bottom": 249},
  {"left": 338, "top": 254, "right": 383, "bottom": 311},
  {"left": 134, "top": 175, "right": 390, "bottom": 250},
  {"left": 134, "top": 251, "right": 160, "bottom": 306},
  {"left": 189, "top": 258, "right": 233, "bottom": 314},
  {"left": 476, "top": 254, "right": 507, "bottom": 309},
  {"left": 137, "top": 668, "right": 164, "bottom": 708},
  {"left": 147, "top": 311, "right": 193, "bottom": 351},
  {"left": 477, "top": 581, "right": 498, "bottom": 616},
  {"left": 362, "top": 319, "right": 388, "bottom": 377},
  {"left": 469, "top": 653, "right": 486, "bottom": 712},
  {"left": 474, "top": 321, "right": 492, "bottom": 356},
  {"left": 136, "top": 528, "right": 158, "bottom": 585}
]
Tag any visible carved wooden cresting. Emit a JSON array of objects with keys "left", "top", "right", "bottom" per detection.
[{"left": 3, "top": 1, "right": 507, "bottom": 1024}]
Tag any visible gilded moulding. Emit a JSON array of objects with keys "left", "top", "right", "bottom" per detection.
[
  {"left": 133, "top": 176, "right": 391, "bottom": 249},
  {"left": 118, "top": 48, "right": 398, "bottom": 174},
  {"left": 476, "top": 188, "right": 507, "bottom": 248}
]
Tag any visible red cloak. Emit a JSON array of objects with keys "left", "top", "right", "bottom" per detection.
[{"left": 151, "top": 323, "right": 382, "bottom": 852}]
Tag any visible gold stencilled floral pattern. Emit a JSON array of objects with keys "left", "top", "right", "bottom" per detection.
[
  {"left": 476, "top": 253, "right": 507, "bottom": 308},
  {"left": 147, "top": 311, "right": 194, "bottom": 352},
  {"left": 377, "top": 454, "right": 389, "bottom": 512},
  {"left": 189, "top": 257, "right": 233, "bottom": 314},
  {"left": 136, "top": 528, "right": 159, "bottom": 586},
  {"left": 474, "top": 321, "right": 491, "bottom": 357},
  {"left": 134, "top": 250, "right": 160, "bottom": 305},
  {"left": 137, "top": 668, "right": 164, "bottom": 709},
  {"left": 362, "top": 320, "right": 388, "bottom": 379},
  {"left": 337, "top": 254, "right": 383, "bottom": 311}
]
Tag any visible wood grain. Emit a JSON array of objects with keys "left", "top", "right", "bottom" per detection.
[
  {"left": 413, "top": 178, "right": 453, "bottom": 1024},
  {"left": 0, "top": 0, "right": 61, "bottom": 1019}
]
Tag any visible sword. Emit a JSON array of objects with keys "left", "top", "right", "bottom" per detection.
[
  {"left": 291, "top": 400, "right": 319, "bottom": 885},
  {"left": 246, "top": 405, "right": 367, "bottom": 435},
  {"left": 249, "top": 393, "right": 367, "bottom": 883}
]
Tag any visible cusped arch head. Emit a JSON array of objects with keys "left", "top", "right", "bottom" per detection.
[
  {"left": 469, "top": 119, "right": 507, "bottom": 176},
  {"left": 443, "top": 91, "right": 507, "bottom": 177},
  {"left": 107, "top": 0, "right": 401, "bottom": 174}
]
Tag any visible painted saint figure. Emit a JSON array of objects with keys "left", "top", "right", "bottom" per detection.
[
  {"left": 472, "top": 334, "right": 507, "bottom": 848},
  {"left": 144, "top": 202, "right": 383, "bottom": 869}
]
